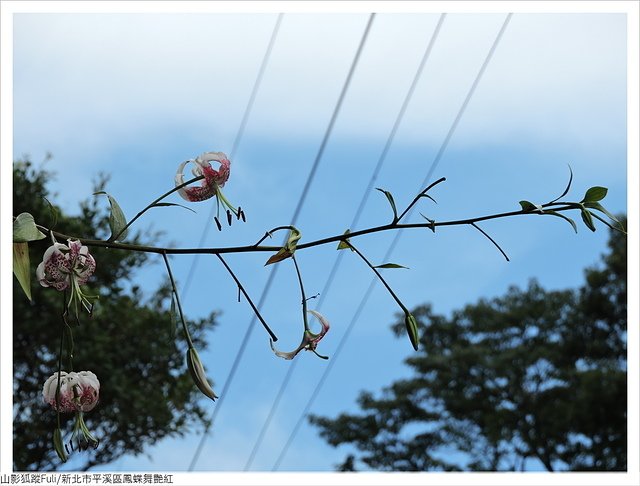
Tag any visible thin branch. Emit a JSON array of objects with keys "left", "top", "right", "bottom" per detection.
[
  {"left": 215, "top": 254, "right": 278, "bottom": 342},
  {"left": 34, "top": 202, "right": 581, "bottom": 258},
  {"left": 112, "top": 175, "right": 204, "bottom": 241},
  {"left": 291, "top": 255, "right": 309, "bottom": 332},
  {"left": 346, "top": 242, "right": 409, "bottom": 314},
  {"left": 396, "top": 177, "right": 447, "bottom": 222},
  {"left": 161, "top": 252, "right": 194, "bottom": 349},
  {"left": 471, "top": 222, "right": 510, "bottom": 262}
]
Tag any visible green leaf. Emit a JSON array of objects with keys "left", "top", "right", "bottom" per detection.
[
  {"left": 581, "top": 209, "right": 597, "bottom": 232},
  {"left": 13, "top": 212, "right": 46, "bottom": 242},
  {"left": 584, "top": 202, "right": 625, "bottom": 232},
  {"left": 187, "top": 347, "right": 217, "bottom": 401},
  {"left": 265, "top": 226, "right": 301, "bottom": 265},
  {"left": 53, "top": 428, "right": 68, "bottom": 463},
  {"left": 404, "top": 313, "right": 419, "bottom": 351},
  {"left": 286, "top": 227, "right": 302, "bottom": 251},
  {"left": 581, "top": 186, "right": 608, "bottom": 203},
  {"left": 420, "top": 213, "right": 436, "bottom": 233},
  {"left": 151, "top": 202, "right": 196, "bottom": 214},
  {"left": 376, "top": 188, "right": 398, "bottom": 221},
  {"left": 337, "top": 229, "right": 353, "bottom": 250},
  {"left": 169, "top": 295, "right": 177, "bottom": 340},
  {"left": 588, "top": 211, "right": 625, "bottom": 234},
  {"left": 550, "top": 164, "right": 573, "bottom": 203},
  {"left": 374, "top": 263, "right": 409, "bottom": 269},
  {"left": 265, "top": 248, "right": 292, "bottom": 266},
  {"left": 519, "top": 200, "right": 542, "bottom": 212},
  {"left": 43, "top": 197, "right": 59, "bottom": 229},
  {"left": 418, "top": 193, "right": 437, "bottom": 204},
  {"left": 543, "top": 210, "right": 578, "bottom": 234},
  {"left": 13, "top": 242, "right": 32, "bottom": 301},
  {"left": 94, "top": 191, "right": 128, "bottom": 241}
]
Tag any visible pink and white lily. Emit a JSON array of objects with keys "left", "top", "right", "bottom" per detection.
[
  {"left": 36, "top": 239, "right": 97, "bottom": 316},
  {"left": 43, "top": 370, "right": 100, "bottom": 413},
  {"left": 44, "top": 371, "right": 100, "bottom": 454},
  {"left": 175, "top": 151, "right": 244, "bottom": 228}
]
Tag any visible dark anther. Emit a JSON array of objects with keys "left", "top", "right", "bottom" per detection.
[
  {"left": 65, "top": 443, "right": 71, "bottom": 455},
  {"left": 214, "top": 217, "right": 222, "bottom": 231},
  {"left": 237, "top": 206, "right": 242, "bottom": 220},
  {"left": 226, "top": 209, "right": 233, "bottom": 226},
  {"left": 240, "top": 210, "right": 246, "bottom": 223}
]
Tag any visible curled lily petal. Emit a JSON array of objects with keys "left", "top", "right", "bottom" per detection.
[
  {"left": 175, "top": 152, "right": 231, "bottom": 202},
  {"left": 270, "top": 310, "right": 331, "bottom": 360},
  {"left": 43, "top": 370, "right": 100, "bottom": 413}
]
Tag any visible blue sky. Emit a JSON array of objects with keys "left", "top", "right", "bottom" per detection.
[{"left": 5, "top": 3, "right": 636, "bottom": 477}]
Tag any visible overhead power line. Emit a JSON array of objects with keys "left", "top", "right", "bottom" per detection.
[
  {"left": 243, "top": 12, "right": 447, "bottom": 471},
  {"left": 187, "top": 13, "right": 376, "bottom": 471},
  {"left": 182, "top": 13, "right": 284, "bottom": 299},
  {"left": 271, "top": 13, "right": 513, "bottom": 471}
]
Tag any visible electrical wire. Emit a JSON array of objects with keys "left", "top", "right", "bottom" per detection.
[
  {"left": 243, "top": 13, "right": 447, "bottom": 471},
  {"left": 182, "top": 13, "right": 284, "bottom": 299},
  {"left": 271, "top": 13, "right": 513, "bottom": 471},
  {"left": 186, "top": 13, "right": 376, "bottom": 471}
]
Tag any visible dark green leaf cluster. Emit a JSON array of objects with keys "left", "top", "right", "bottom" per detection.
[
  {"left": 311, "top": 221, "right": 626, "bottom": 471},
  {"left": 13, "top": 159, "right": 217, "bottom": 471}
]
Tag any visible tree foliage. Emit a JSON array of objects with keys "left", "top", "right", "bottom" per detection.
[
  {"left": 311, "top": 222, "right": 627, "bottom": 471},
  {"left": 13, "top": 159, "right": 217, "bottom": 471}
]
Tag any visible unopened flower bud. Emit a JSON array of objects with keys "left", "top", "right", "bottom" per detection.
[
  {"left": 186, "top": 347, "right": 218, "bottom": 401},
  {"left": 404, "top": 313, "right": 420, "bottom": 351}
]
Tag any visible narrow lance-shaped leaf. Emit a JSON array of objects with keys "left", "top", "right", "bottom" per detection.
[
  {"left": 53, "top": 428, "right": 68, "bottom": 463},
  {"left": 13, "top": 212, "right": 46, "bottom": 242},
  {"left": 550, "top": 164, "right": 573, "bottom": 203},
  {"left": 169, "top": 295, "right": 177, "bottom": 340},
  {"left": 94, "top": 191, "right": 128, "bottom": 241},
  {"left": 13, "top": 242, "right": 32, "bottom": 301},
  {"left": 584, "top": 202, "right": 626, "bottom": 233},
  {"left": 374, "top": 263, "right": 409, "bottom": 269},
  {"left": 151, "top": 202, "right": 197, "bottom": 214},
  {"left": 543, "top": 210, "right": 578, "bottom": 234},
  {"left": 420, "top": 213, "right": 436, "bottom": 233},
  {"left": 376, "top": 188, "right": 398, "bottom": 221}
]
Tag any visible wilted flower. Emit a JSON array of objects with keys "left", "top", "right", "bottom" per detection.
[
  {"left": 270, "top": 310, "right": 331, "bottom": 360},
  {"left": 43, "top": 370, "right": 100, "bottom": 413},
  {"left": 36, "top": 239, "right": 97, "bottom": 316},
  {"left": 175, "top": 151, "right": 244, "bottom": 227}
]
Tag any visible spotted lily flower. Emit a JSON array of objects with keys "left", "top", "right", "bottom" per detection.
[
  {"left": 270, "top": 310, "right": 331, "bottom": 360},
  {"left": 43, "top": 370, "right": 100, "bottom": 413},
  {"left": 44, "top": 371, "right": 100, "bottom": 456},
  {"left": 36, "top": 239, "right": 97, "bottom": 316},
  {"left": 175, "top": 151, "right": 244, "bottom": 228}
]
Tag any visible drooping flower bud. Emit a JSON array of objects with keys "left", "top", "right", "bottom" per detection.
[
  {"left": 186, "top": 347, "right": 218, "bottom": 401},
  {"left": 404, "top": 313, "right": 420, "bottom": 351}
]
